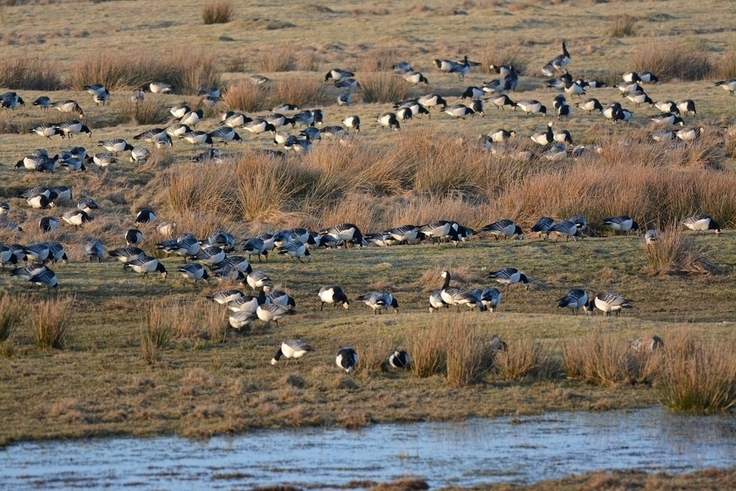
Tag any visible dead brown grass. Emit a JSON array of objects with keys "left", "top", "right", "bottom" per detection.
[
  {"left": 0, "top": 56, "right": 63, "bottom": 90},
  {"left": 359, "top": 73, "right": 410, "bottom": 104},
  {"left": 479, "top": 44, "right": 529, "bottom": 75},
  {"left": 31, "top": 297, "right": 73, "bottom": 350},
  {"left": 140, "top": 301, "right": 172, "bottom": 364},
  {"left": 202, "top": 0, "right": 234, "bottom": 25},
  {"left": 222, "top": 79, "right": 268, "bottom": 112},
  {"left": 407, "top": 320, "right": 446, "bottom": 378},
  {"left": 643, "top": 224, "right": 719, "bottom": 276},
  {"left": 712, "top": 50, "right": 736, "bottom": 80},
  {"left": 631, "top": 42, "right": 713, "bottom": 81},
  {"left": 115, "top": 98, "right": 170, "bottom": 125},
  {"left": 257, "top": 47, "right": 296, "bottom": 72},
  {"left": 0, "top": 294, "right": 24, "bottom": 342},
  {"left": 495, "top": 338, "right": 554, "bottom": 380},
  {"left": 358, "top": 337, "right": 394, "bottom": 372},
  {"left": 608, "top": 14, "right": 636, "bottom": 38},
  {"left": 269, "top": 78, "right": 326, "bottom": 108},
  {"left": 445, "top": 318, "right": 494, "bottom": 387},
  {"left": 563, "top": 332, "right": 641, "bottom": 386}
]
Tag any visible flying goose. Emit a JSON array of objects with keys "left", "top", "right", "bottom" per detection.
[
  {"left": 557, "top": 289, "right": 589, "bottom": 314},
  {"left": 682, "top": 215, "right": 720, "bottom": 234},
  {"left": 588, "top": 292, "right": 632, "bottom": 316},
  {"left": 271, "top": 339, "right": 313, "bottom": 365},
  {"left": 123, "top": 256, "right": 167, "bottom": 279},
  {"left": 603, "top": 215, "right": 639, "bottom": 233},
  {"left": 318, "top": 286, "right": 350, "bottom": 310},
  {"left": 388, "top": 350, "right": 410, "bottom": 369},
  {"left": 357, "top": 290, "right": 399, "bottom": 314},
  {"left": 488, "top": 267, "right": 529, "bottom": 289},
  {"left": 480, "top": 219, "right": 524, "bottom": 239},
  {"left": 336, "top": 347, "right": 358, "bottom": 373}
]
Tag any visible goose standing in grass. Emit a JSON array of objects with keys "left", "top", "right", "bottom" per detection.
[
  {"left": 178, "top": 263, "right": 209, "bottom": 283},
  {"left": 321, "top": 223, "right": 363, "bottom": 247},
  {"left": 557, "top": 289, "right": 589, "bottom": 314},
  {"left": 531, "top": 217, "right": 556, "bottom": 240},
  {"left": 630, "top": 335, "right": 664, "bottom": 351},
  {"left": 277, "top": 241, "right": 311, "bottom": 262},
  {"left": 83, "top": 240, "right": 105, "bottom": 263},
  {"left": 59, "top": 120, "right": 91, "bottom": 139},
  {"left": 124, "top": 256, "right": 167, "bottom": 279},
  {"left": 357, "top": 290, "right": 399, "bottom": 314},
  {"left": 325, "top": 68, "right": 354, "bottom": 83},
  {"left": 62, "top": 209, "right": 92, "bottom": 227},
  {"left": 682, "top": 215, "right": 720, "bottom": 235},
  {"left": 479, "top": 287, "right": 502, "bottom": 312},
  {"left": 444, "top": 103, "right": 474, "bottom": 119},
  {"left": 626, "top": 90, "right": 654, "bottom": 107},
  {"left": 227, "top": 288, "right": 266, "bottom": 313},
  {"left": 715, "top": 79, "right": 736, "bottom": 95},
  {"left": 489, "top": 129, "right": 516, "bottom": 143},
  {"left": 1, "top": 91, "right": 24, "bottom": 109},
  {"left": 429, "top": 289, "right": 448, "bottom": 313},
  {"left": 342, "top": 115, "right": 360, "bottom": 132},
  {"left": 419, "top": 220, "right": 461, "bottom": 244},
  {"left": 130, "top": 146, "right": 151, "bottom": 163},
  {"left": 157, "top": 233, "right": 200, "bottom": 258},
  {"left": 677, "top": 99, "right": 697, "bottom": 115},
  {"left": 650, "top": 113, "right": 684, "bottom": 126},
  {"left": 588, "top": 292, "right": 632, "bottom": 316},
  {"left": 39, "top": 216, "right": 58, "bottom": 233},
  {"left": 418, "top": 94, "right": 448, "bottom": 111},
  {"left": 644, "top": 229, "right": 662, "bottom": 245},
  {"left": 33, "top": 96, "right": 51, "bottom": 109},
  {"left": 108, "top": 247, "right": 145, "bottom": 266},
  {"left": 208, "top": 126, "right": 242, "bottom": 144},
  {"left": 481, "top": 219, "right": 524, "bottom": 239},
  {"left": 548, "top": 41, "right": 571, "bottom": 72},
  {"left": 256, "top": 302, "right": 295, "bottom": 327},
  {"left": 31, "top": 124, "right": 63, "bottom": 139},
  {"left": 181, "top": 130, "right": 213, "bottom": 145},
  {"left": 271, "top": 339, "right": 313, "bottom": 365},
  {"left": 318, "top": 286, "right": 349, "bottom": 310},
  {"left": 676, "top": 126, "right": 704, "bottom": 142},
  {"left": 576, "top": 98, "right": 603, "bottom": 113},
  {"left": 531, "top": 122, "right": 554, "bottom": 145},
  {"left": 29, "top": 269, "right": 58, "bottom": 289},
  {"left": 135, "top": 209, "right": 157, "bottom": 224},
  {"left": 11, "top": 263, "right": 47, "bottom": 281},
  {"left": 388, "top": 350, "right": 410, "bottom": 369},
  {"left": 125, "top": 228, "right": 143, "bottom": 246},
  {"left": 377, "top": 112, "right": 400, "bottom": 130},
  {"left": 603, "top": 215, "right": 639, "bottom": 233},
  {"left": 336, "top": 347, "right": 358, "bottom": 373},
  {"left": 207, "top": 289, "right": 244, "bottom": 305},
  {"left": 148, "top": 82, "right": 173, "bottom": 94},
  {"left": 549, "top": 220, "right": 580, "bottom": 241},
  {"left": 517, "top": 100, "right": 546, "bottom": 117},
  {"left": 488, "top": 267, "right": 529, "bottom": 289},
  {"left": 487, "top": 94, "right": 517, "bottom": 110},
  {"left": 192, "top": 245, "right": 226, "bottom": 266},
  {"left": 243, "top": 238, "right": 269, "bottom": 261},
  {"left": 403, "top": 71, "right": 428, "bottom": 84},
  {"left": 51, "top": 100, "right": 84, "bottom": 118},
  {"left": 246, "top": 270, "right": 271, "bottom": 290},
  {"left": 98, "top": 138, "right": 134, "bottom": 154},
  {"left": 439, "top": 270, "right": 480, "bottom": 311},
  {"left": 335, "top": 77, "right": 360, "bottom": 91}
]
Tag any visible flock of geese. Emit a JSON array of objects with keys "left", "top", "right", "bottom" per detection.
[{"left": 2, "top": 40, "right": 730, "bottom": 372}]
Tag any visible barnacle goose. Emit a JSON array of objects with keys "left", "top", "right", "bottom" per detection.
[
  {"left": 531, "top": 217, "right": 556, "bottom": 240},
  {"left": 682, "top": 215, "right": 720, "bottom": 234},
  {"left": 388, "top": 350, "right": 410, "bottom": 369},
  {"left": 318, "top": 286, "right": 350, "bottom": 310},
  {"left": 603, "top": 215, "right": 639, "bottom": 233},
  {"left": 123, "top": 256, "right": 167, "bottom": 279},
  {"left": 357, "top": 290, "right": 399, "bottom": 314},
  {"left": 488, "top": 267, "right": 529, "bottom": 289},
  {"left": 256, "top": 303, "right": 295, "bottom": 326},
  {"left": 83, "top": 240, "right": 105, "bottom": 263},
  {"left": 336, "top": 347, "right": 358, "bottom": 373},
  {"left": 271, "top": 339, "right": 313, "bottom": 365},
  {"left": 588, "top": 292, "right": 633, "bottom": 316},
  {"left": 557, "top": 289, "right": 589, "bottom": 314},
  {"left": 480, "top": 219, "right": 524, "bottom": 239}
]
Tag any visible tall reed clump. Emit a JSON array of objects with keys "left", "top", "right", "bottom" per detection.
[
  {"left": 257, "top": 47, "right": 296, "bottom": 72},
  {"left": 202, "top": 0, "right": 234, "bottom": 24},
  {"left": 358, "top": 337, "right": 395, "bottom": 372},
  {"left": 712, "top": 50, "right": 736, "bottom": 80},
  {"left": 164, "top": 162, "right": 236, "bottom": 214},
  {"left": 141, "top": 301, "right": 172, "bottom": 364},
  {"left": 478, "top": 44, "right": 529, "bottom": 75},
  {"left": 359, "top": 73, "right": 410, "bottom": 104},
  {"left": 269, "top": 78, "right": 326, "bottom": 108},
  {"left": 31, "top": 297, "right": 73, "bottom": 350},
  {"left": 0, "top": 56, "right": 63, "bottom": 91},
  {"left": 642, "top": 224, "right": 719, "bottom": 276},
  {"left": 495, "top": 338, "right": 553, "bottom": 380},
  {"left": 115, "top": 99, "right": 170, "bottom": 125},
  {"left": 407, "top": 320, "right": 447, "bottom": 378},
  {"left": 659, "top": 332, "right": 736, "bottom": 413},
  {"left": 70, "top": 51, "right": 220, "bottom": 94},
  {"left": 609, "top": 14, "right": 636, "bottom": 38},
  {"left": 631, "top": 42, "right": 712, "bottom": 81},
  {"left": 0, "top": 294, "right": 24, "bottom": 342},
  {"left": 222, "top": 79, "right": 269, "bottom": 112},
  {"left": 235, "top": 155, "right": 303, "bottom": 222},
  {"left": 562, "top": 332, "right": 640, "bottom": 386}
]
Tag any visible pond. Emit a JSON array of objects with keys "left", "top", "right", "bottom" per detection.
[{"left": 3, "top": 406, "right": 735, "bottom": 489}]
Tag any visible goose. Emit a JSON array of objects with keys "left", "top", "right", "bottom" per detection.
[
  {"left": 449, "top": 57, "right": 471, "bottom": 80},
  {"left": 613, "top": 108, "right": 633, "bottom": 123},
  {"left": 321, "top": 125, "right": 348, "bottom": 139},
  {"left": 192, "top": 245, "right": 226, "bottom": 266},
  {"left": 228, "top": 310, "right": 256, "bottom": 330},
  {"left": 321, "top": 223, "right": 363, "bottom": 247},
  {"left": 489, "top": 129, "right": 516, "bottom": 143},
  {"left": 625, "top": 90, "right": 654, "bottom": 107},
  {"left": 386, "top": 224, "right": 419, "bottom": 243},
  {"left": 461, "top": 86, "right": 484, "bottom": 100},
  {"left": 277, "top": 241, "right": 311, "bottom": 263},
  {"left": 393, "top": 106, "right": 412, "bottom": 122},
  {"left": 682, "top": 215, "right": 720, "bottom": 234},
  {"left": 715, "top": 79, "right": 736, "bottom": 95},
  {"left": 469, "top": 99, "right": 484, "bottom": 117},
  {"left": 548, "top": 41, "right": 571, "bottom": 71},
  {"left": 588, "top": 292, "right": 633, "bottom": 316},
  {"left": 31, "top": 124, "right": 63, "bottom": 139},
  {"left": 134, "top": 127, "right": 169, "bottom": 143},
  {"left": 603, "top": 215, "right": 639, "bottom": 233},
  {"left": 325, "top": 68, "right": 354, "bottom": 83},
  {"left": 284, "top": 137, "right": 312, "bottom": 153},
  {"left": 98, "top": 138, "right": 133, "bottom": 154},
  {"left": 401, "top": 70, "right": 428, "bottom": 85},
  {"left": 129, "top": 146, "right": 151, "bottom": 163},
  {"left": 444, "top": 103, "right": 475, "bottom": 119},
  {"left": 148, "top": 82, "right": 173, "bottom": 94},
  {"left": 15, "top": 153, "right": 54, "bottom": 171},
  {"left": 271, "top": 339, "right": 313, "bottom": 365},
  {"left": 576, "top": 98, "right": 603, "bottom": 113},
  {"left": 29, "top": 269, "right": 58, "bottom": 289},
  {"left": 654, "top": 100, "right": 679, "bottom": 114},
  {"left": 33, "top": 96, "right": 51, "bottom": 109},
  {"left": 650, "top": 113, "right": 684, "bottom": 126},
  {"left": 39, "top": 216, "right": 58, "bottom": 233},
  {"left": 556, "top": 103, "right": 571, "bottom": 119},
  {"left": 181, "top": 130, "right": 213, "bottom": 145},
  {"left": 290, "top": 110, "right": 315, "bottom": 127},
  {"left": 243, "top": 119, "right": 276, "bottom": 134},
  {"left": 243, "top": 238, "right": 269, "bottom": 261},
  {"left": 273, "top": 130, "right": 293, "bottom": 146},
  {"left": 271, "top": 103, "right": 298, "bottom": 114},
  {"left": 428, "top": 290, "right": 449, "bottom": 313},
  {"left": 131, "top": 90, "right": 145, "bottom": 103},
  {"left": 392, "top": 61, "right": 412, "bottom": 74},
  {"left": 439, "top": 271, "right": 481, "bottom": 311},
  {"left": 531, "top": 217, "right": 556, "bottom": 239},
  {"left": 318, "top": 285, "right": 349, "bottom": 310},
  {"left": 169, "top": 102, "right": 191, "bottom": 119},
  {"left": 419, "top": 220, "right": 461, "bottom": 244},
  {"left": 335, "top": 77, "right": 360, "bottom": 91},
  {"left": 340, "top": 115, "right": 361, "bottom": 133},
  {"left": 388, "top": 350, "right": 410, "bottom": 369},
  {"left": 51, "top": 100, "right": 84, "bottom": 117},
  {"left": 208, "top": 126, "right": 242, "bottom": 144},
  {"left": 157, "top": 234, "right": 200, "bottom": 258},
  {"left": 125, "top": 229, "right": 143, "bottom": 246},
  {"left": 1, "top": 91, "right": 24, "bottom": 109},
  {"left": 59, "top": 120, "right": 91, "bottom": 138},
  {"left": 203, "top": 229, "right": 235, "bottom": 252},
  {"left": 486, "top": 94, "right": 516, "bottom": 111},
  {"left": 256, "top": 303, "right": 295, "bottom": 326},
  {"left": 558, "top": 289, "right": 589, "bottom": 314},
  {"left": 197, "top": 86, "right": 221, "bottom": 99},
  {"left": 83, "top": 240, "right": 105, "bottom": 263},
  {"left": 108, "top": 247, "right": 145, "bottom": 265},
  {"left": 11, "top": 263, "right": 47, "bottom": 281},
  {"left": 62, "top": 209, "right": 92, "bottom": 227},
  {"left": 357, "top": 290, "right": 399, "bottom": 314},
  {"left": 676, "top": 126, "right": 704, "bottom": 142},
  {"left": 264, "top": 286, "right": 295, "bottom": 309},
  {"left": 179, "top": 109, "right": 205, "bottom": 127},
  {"left": 335, "top": 347, "right": 359, "bottom": 373},
  {"left": 246, "top": 270, "right": 271, "bottom": 290},
  {"left": 0, "top": 245, "right": 18, "bottom": 268},
  {"left": 299, "top": 126, "right": 320, "bottom": 142},
  {"left": 207, "top": 289, "right": 244, "bottom": 305},
  {"left": 639, "top": 71, "right": 659, "bottom": 83},
  {"left": 135, "top": 209, "right": 157, "bottom": 224},
  {"left": 212, "top": 256, "right": 251, "bottom": 277},
  {"left": 434, "top": 58, "right": 460, "bottom": 72},
  {"left": 479, "top": 287, "right": 502, "bottom": 312},
  {"left": 418, "top": 94, "right": 448, "bottom": 110},
  {"left": 27, "top": 194, "right": 54, "bottom": 209},
  {"left": 616, "top": 81, "right": 640, "bottom": 94},
  {"left": 480, "top": 219, "right": 524, "bottom": 239},
  {"left": 554, "top": 129, "right": 573, "bottom": 144},
  {"left": 84, "top": 83, "right": 107, "bottom": 95},
  {"left": 677, "top": 99, "right": 696, "bottom": 115},
  {"left": 43, "top": 243, "right": 67, "bottom": 265},
  {"left": 488, "top": 267, "right": 529, "bottom": 289},
  {"left": 517, "top": 100, "right": 546, "bottom": 116},
  {"left": 221, "top": 111, "right": 251, "bottom": 128},
  {"left": 622, "top": 71, "right": 642, "bottom": 83},
  {"left": 166, "top": 123, "right": 191, "bottom": 139},
  {"left": 0, "top": 202, "right": 9, "bottom": 218},
  {"left": 482, "top": 79, "right": 504, "bottom": 94},
  {"left": 531, "top": 122, "right": 554, "bottom": 145},
  {"left": 602, "top": 102, "right": 622, "bottom": 120},
  {"left": 550, "top": 220, "right": 580, "bottom": 240},
  {"left": 630, "top": 335, "right": 664, "bottom": 352},
  {"left": 93, "top": 89, "right": 109, "bottom": 106},
  {"left": 178, "top": 263, "right": 209, "bottom": 283},
  {"left": 227, "top": 287, "right": 266, "bottom": 313},
  {"left": 644, "top": 229, "right": 662, "bottom": 245},
  {"left": 544, "top": 142, "right": 568, "bottom": 161},
  {"left": 123, "top": 256, "right": 167, "bottom": 279}
]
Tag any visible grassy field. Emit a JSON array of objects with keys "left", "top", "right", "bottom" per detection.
[{"left": 1, "top": 0, "right": 736, "bottom": 461}]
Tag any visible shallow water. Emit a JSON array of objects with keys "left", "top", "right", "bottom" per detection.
[{"left": 2, "top": 407, "right": 735, "bottom": 490}]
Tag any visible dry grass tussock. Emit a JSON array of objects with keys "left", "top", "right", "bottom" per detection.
[
  {"left": 31, "top": 297, "right": 73, "bottom": 350},
  {"left": 70, "top": 51, "right": 220, "bottom": 94},
  {"left": 0, "top": 294, "right": 24, "bottom": 342},
  {"left": 358, "top": 337, "right": 394, "bottom": 372},
  {"left": 269, "top": 78, "right": 326, "bottom": 108},
  {"left": 608, "top": 14, "right": 636, "bottom": 38},
  {"left": 659, "top": 331, "right": 736, "bottom": 413},
  {"left": 495, "top": 338, "right": 554, "bottom": 380},
  {"left": 355, "top": 47, "right": 404, "bottom": 73},
  {"left": 712, "top": 50, "right": 736, "bottom": 80},
  {"left": 201, "top": 0, "right": 234, "bottom": 25},
  {"left": 478, "top": 44, "right": 529, "bottom": 75},
  {"left": 0, "top": 56, "right": 63, "bottom": 91},
  {"left": 360, "top": 73, "right": 411, "bottom": 104},
  {"left": 631, "top": 42, "right": 713, "bottom": 81},
  {"left": 643, "top": 224, "right": 719, "bottom": 276},
  {"left": 141, "top": 300, "right": 171, "bottom": 364},
  {"left": 257, "top": 46, "right": 296, "bottom": 72},
  {"left": 115, "top": 98, "right": 170, "bottom": 125},
  {"left": 222, "top": 79, "right": 268, "bottom": 112},
  {"left": 563, "top": 332, "right": 644, "bottom": 386}
]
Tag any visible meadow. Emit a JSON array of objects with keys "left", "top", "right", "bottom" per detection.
[{"left": 0, "top": 2, "right": 735, "bottom": 485}]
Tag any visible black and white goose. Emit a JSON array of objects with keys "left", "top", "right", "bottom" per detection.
[
  {"left": 11, "top": 262, "right": 47, "bottom": 281},
  {"left": 92, "top": 91, "right": 108, "bottom": 105},
  {"left": 677, "top": 99, "right": 697, "bottom": 115},
  {"left": 29, "top": 269, "right": 58, "bottom": 289},
  {"left": 336, "top": 347, "right": 358, "bottom": 373},
  {"left": 324, "top": 68, "right": 354, "bottom": 83},
  {"left": 125, "top": 229, "right": 143, "bottom": 246},
  {"left": 557, "top": 289, "right": 589, "bottom": 315},
  {"left": 264, "top": 286, "right": 295, "bottom": 309},
  {"left": 130, "top": 146, "right": 151, "bottom": 163},
  {"left": 549, "top": 220, "right": 580, "bottom": 241},
  {"left": 192, "top": 245, "right": 226, "bottom": 266},
  {"left": 39, "top": 216, "right": 58, "bottom": 233},
  {"left": 625, "top": 90, "right": 654, "bottom": 107},
  {"left": 682, "top": 215, "right": 720, "bottom": 235},
  {"left": 318, "top": 286, "right": 349, "bottom": 310},
  {"left": 655, "top": 100, "right": 679, "bottom": 114},
  {"left": 179, "top": 109, "right": 205, "bottom": 127},
  {"left": 603, "top": 215, "right": 639, "bottom": 233},
  {"left": 31, "top": 124, "right": 63, "bottom": 139},
  {"left": 481, "top": 219, "right": 524, "bottom": 239},
  {"left": 62, "top": 209, "right": 92, "bottom": 227},
  {"left": 227, "top": 288, "right": 266, "bottom": 313},
  {"left": 530, "top": 122, "right": 554, "bottom": 145},
  {"left": 650, "top": 113, "right": 684, "bottom": 126},
  {"left": 135, "top": 209, "right": 157, "bottom": 224},
  {"left": 98, "top": 138, "right": 133, "bottom": 155},
  {"left": 479, "top": 287, "right": 502, "bottom": 312},
  {"left": 243, "top": 119, "right": 276, "bottom": 135},
  {"left": 256, "top": 303, "right": 295, "bottom": 326},
  {"left": 207, "top": 289, "right": 244, "bottom": 305},
  {"left": 51, "top": 100, "right": 84, "bottom": 117},
  {"left": 277, "top": 241, "right": 311, "bottom": 263},
  {"left": 588, "top": 292, "right": 633, "bottom": 316},
  {"left": 676, "top": 126, "right": 704, "bottom": 142},
  {"left": 428, "top": 290, "right": 448, "bottom": 313},
  {"left": 639, "top": 71, "right": 659, "bottom": 83},
  {"left": 715, "top": 79, "right": 736, "bottom": 95},
  {"left": 33, "top": 96, "right": 51, "bottom": 109},
  {"left": 489, "top": 129, "right": 516, "bottom": 143},
  {"left": 417, "top": 94, "right": 447, "bottom": 111},
  {"left": 444, "top": 103, "right": 475, "bottom": 119},
  {"left": 387, "top": 224, "right": 420, "bottom": 243},
  {"left": 83, "top": 240, "right": 105, "bottom": 263},
  {"left": 388, "top": 350, "right": 410, "bottom": 369},
  {"left": 123, "top": 256, "right": 167, "bottom": 279},
  {"left": 548, "top": 41, "right": 571, "bottom": 72},
  {"left": 0, "top": 91, "right": 23, "bottom": 110},
  {"left": 178, "top": 263, "right": 209, "bottom": 283},
  {"left": 531, "top": 217, "right": 556, "bottom": 239},
  {"left": 221, "top": 111, "right": 251, "bottom": 128},
  {"left": 180, "top": 130, "right": 213, "bottom": 145},
  {"left": 576, "top": 98, "right": 603, "bottom": 113},
  {"left": 208, "top": 126, "right": 242, "bottom": 144},
  {"left": 439, "top": 271, "right": 481, "bottom": 311},
  {"left": 243, "top": 238, "right": 269, "bottom": 261},
  {"left": 59, "top": 120, "right": 91, "bottom": 139},
  {"left": 644, "top": 229, "right": 662, "bottom": 245},
  {"left": 157, "top": 233, "right": 200, "bottom": 258},
  {"left": 108, "top": 247, "right": 145, "bottom": 265},
  {"left": 357, "top": 290, "right": 399, "bottom": 314},
  {"left": 271, "top": 339, "right": 313, "bottom": 365},
  {"left": 321, "top": 223, "right": 363, "bottom": 247},
  {"left": 517, "top": 100, "right": 546, "bottom": 117},
  {"left": 148, "top": 82, "right": 173, "bottom": 94},
  {"left": 488, "top": 267, "right": 529, "bottom": 289},
  {"left": 246, "top": 270, "right": 271, "bottom": 290},
  {"left": 487, "top": 94, "right": 517, "bottom": 111}
]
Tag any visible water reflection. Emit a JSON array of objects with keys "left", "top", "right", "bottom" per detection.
[{"left": 3, "top": 407, "right": 735, "bottom": 489}]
